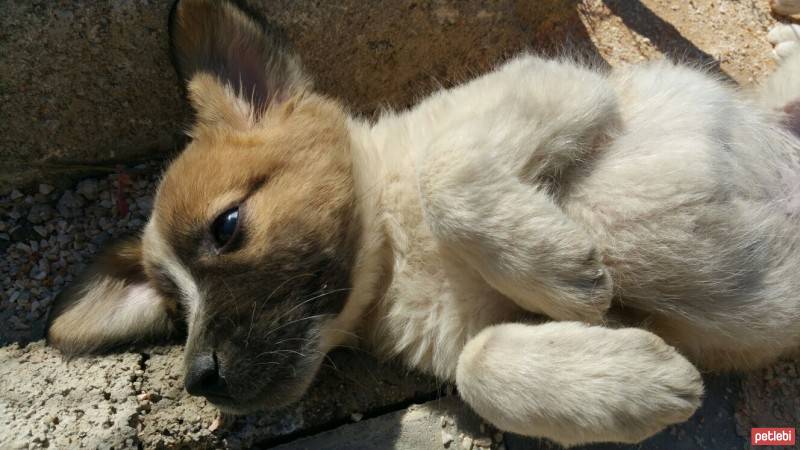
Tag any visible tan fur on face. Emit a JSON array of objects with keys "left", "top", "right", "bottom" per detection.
[
  {"left": 139, "top": 72, "right": 365, "bottom": 410},
  {"left": 187, "top": 74, "right": 260, "bottom": 130},
  {"left": 152, "top": 87, "right": 356, "bottom": 264}
]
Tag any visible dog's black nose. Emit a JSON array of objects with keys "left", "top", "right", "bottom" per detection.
[{"left": 185, "top": 352, "right": 227, "bottom": 397}]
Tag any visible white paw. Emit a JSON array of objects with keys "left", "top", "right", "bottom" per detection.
[
  {"left": 768, "top": 24, "right": 800, "bottom": 61},
  {"left": 771, "top": 0, "right": 800, "bottom": 16},
  {"left": 456, "top": 323, "right": 704, "bottom": 447}
]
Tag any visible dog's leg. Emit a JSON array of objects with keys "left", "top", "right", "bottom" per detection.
[
  {"left": 422, "top": 169, "right": 612, "bottom": 322},
  {"left": 768, "top": 23, "right": 800, "bottom": 61},
  {"left": 418, "top": 58, "right": 618, "bottom": 322},
  {"left": 771, "top": 0, "right": 800, "bottom": 16},
  {"left": 760, "top": 25, "right": 800, "bottom": 136},
  {"left": 456, "top": 322, "right": 704, "bottom": 447}
]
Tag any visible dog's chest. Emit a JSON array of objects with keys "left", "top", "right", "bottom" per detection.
[{"left": 368, "top": 153, "right": 520, "bottom": 380}]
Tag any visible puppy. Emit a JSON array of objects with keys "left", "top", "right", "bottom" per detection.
[{"left": 47, "top": 0, "right": 800, "bottom": 446}]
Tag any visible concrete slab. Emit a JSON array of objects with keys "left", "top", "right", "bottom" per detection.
[
  {"left": 136, "top": 346, "right": 440, "bottom": 448},
  {"left": 0, "top": 341, "right": 439, "bottom": 449},
  {"left": 276, "top": 396, "right": 500, "bottom": 450},
  {"left": 0, "top": 342, "right": 141, "bottom": 450}
]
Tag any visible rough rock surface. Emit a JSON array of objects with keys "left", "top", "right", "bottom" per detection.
[
  {"left": 275, "top": 396, "right": 497, "bottom": 450},
  {"left": 0, "top": 0, "right": 582, "bottom": 189},
  {"left": 0, "top": 342, "right": 141, "bottom": 450},
  {"left": 136, "top": 346, "right": 439, "bottom": 448},
  {"left": 0, "top": 341, "right": 439, "bottom": 450}
]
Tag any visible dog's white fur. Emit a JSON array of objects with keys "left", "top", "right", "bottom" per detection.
[{"left": 342, "top": 31, "right": 800, "bottom": 445}]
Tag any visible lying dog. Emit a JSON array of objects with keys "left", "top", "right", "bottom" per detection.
[{"left": 47, "top": 0, "right": 800, "bottom": 446}]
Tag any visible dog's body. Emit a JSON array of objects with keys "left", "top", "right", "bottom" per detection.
[
  {"left": 47, "top": 0, "right": 800, "bottom": 447},
  {"left": 352, "top": 52, "right": 800, "bottom": 444}
]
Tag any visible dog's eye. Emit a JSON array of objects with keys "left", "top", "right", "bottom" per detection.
[{"left": 211, "top": 207, "right": 239, "bottom": 248}]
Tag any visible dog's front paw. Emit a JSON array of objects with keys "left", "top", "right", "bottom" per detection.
[
  {"left": 768, "top": 23, "right": 800, "bottom": 61},
  {"left": 611, "top": 328, "right": 705, "bottom": 427},
  {"left": 456, "top": 323, "right": 703, "bottom": 447}
]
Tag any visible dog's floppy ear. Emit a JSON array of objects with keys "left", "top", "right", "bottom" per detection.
[
  {"left": 169, "top": 0, "right": 310, "bottom": 129},
  {"left": 46, "top": 238, "right": 180, "bottom": 356}
]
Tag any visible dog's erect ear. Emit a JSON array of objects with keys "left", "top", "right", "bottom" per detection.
[
  {"left": 46, "top": 238, "right": 180, "bottom": 356},
  {"left": 169, "top": 0, "right": 309, "bottom": 129}
]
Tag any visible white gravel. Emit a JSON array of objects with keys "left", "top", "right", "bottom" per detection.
[{"left": 0, "top": 164, "right": 161, "bottom": 347}]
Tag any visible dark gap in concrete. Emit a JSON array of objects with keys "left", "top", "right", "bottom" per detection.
[
  {"left": 257, "top": 386, "right": 450, "bottom": 448},
  {"left": 129, "top": 351, "right": 152, "bottom": 450},
  {"left": 138, "top": 351, "right": 151, "bottom": 372}
]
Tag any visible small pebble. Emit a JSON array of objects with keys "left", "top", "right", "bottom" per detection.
[
  {"left": 76, "top": 179, "right": 99, "bottom": 200},
  {"left": 350, "top": 412, "right": 363, "bottom": 422},
  {"left": 473, "top": 437, "right": 491, "bottom": 447},
  {"left": 441, "top": 430, "right": 454, "bottom": 447},
  {"left": 57, "top": 191, "right": 83, "bottom": 217},
  {"left": 209, "top": 414, "right": 224, "bottom": 432},
  {"left": 30, "top": 269, "right": 47, "bottom": 281},
  {"left": 136, "top": 196, "right": 153, "bottom": 212},
  {"left": 27, "top": 204, "right": 54, "bottom": 224}
]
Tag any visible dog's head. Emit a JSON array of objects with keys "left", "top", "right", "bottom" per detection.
[{"left": 46, "top": 0, "right": 366, "bottom": 413}]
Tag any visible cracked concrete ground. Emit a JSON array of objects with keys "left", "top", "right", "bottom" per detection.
[
  {"left": 2, "top": 1, "right": 800, "bottom": 449},
  {"left": 0, "top": 343, "right": 141, "bottom": 449},
  {"left": 0, "top": 341, "right": 441, "bottom": 449}
]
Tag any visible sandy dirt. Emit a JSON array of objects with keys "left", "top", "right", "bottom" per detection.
[{"left": 579, "top": 0, "right": 779, "bottom": 84}]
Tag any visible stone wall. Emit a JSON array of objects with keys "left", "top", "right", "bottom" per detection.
[{"left": 0, "top": 0, "right": 583, "bottom": 189}]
